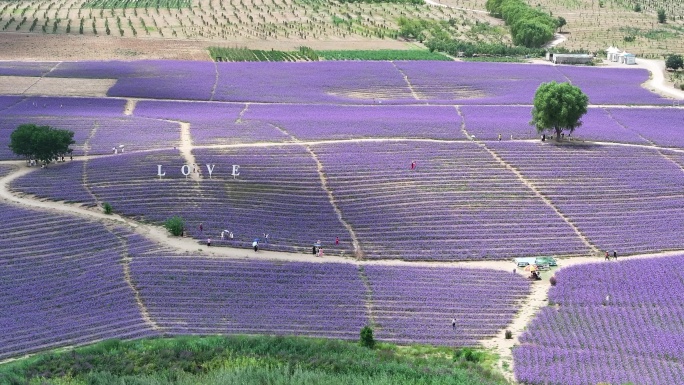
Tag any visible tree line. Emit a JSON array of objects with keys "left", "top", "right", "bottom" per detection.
[{"left": 485, "top": 0, "right": 557, "bottom": 48}]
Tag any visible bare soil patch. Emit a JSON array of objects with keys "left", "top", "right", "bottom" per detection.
[{"left": 0, "top": 76, "right": 116, "bottom": 97}]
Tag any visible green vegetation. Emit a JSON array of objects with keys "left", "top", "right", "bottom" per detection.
[
  {"left": 485, "top": 0, "right": 556, "bottom": 47},
  {"left": 164, "top": 216, "right": 185, "bottom": 236},
  {"left": 360, "top": 326, "right": 375, "bottom": 348},
  {"left": 9, "top": 124, "right": 75, "bottom": 165},
  {"left": 318, "top": 49, "right": 451, "bottom": 60},
  {"left": 462, "top": 56, "right": 524, "bottom": 62},
  {"left": 209, "top": 46, "right": 318, "bottom": 62},
  {"left": 426, "top": 37, "right": 544, "bottom": 59},
  {"left": 209, "top": 47, "right": 451, "bottom": 62},
  {"left": 83, "top": 0, "right": 190, "bottom": 9},
  {"left": 337, "top": 0, "right": 422, "bottom": 4},
  {"left": 657, "top": 8, "right": 666, "bottom": 23},
  {"left": 666, "top": 54, "right": 683, "bottom": 70},
  {"left": 530, "top": 81, "right": 589, "bottom": 141},
  {"left": 0, "top": 335, "right": 507, "bottom": 385},
  {"left": 103, "top": 202, "right": 113, "bottom": 214}
]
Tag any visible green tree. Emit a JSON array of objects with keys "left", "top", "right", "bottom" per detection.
[
  {"left": 665, "top": 54, "right": 683, "bottom": 70},
  {"left": 9, "top": 124, "right": 75, "bottom": 165},
  {"left": 164, "top": 216, "right": 185, "bottom": 236},
  {"left": 360, "top": 326, "right": 375, "bottom": 349},
  {"left": 530, "top": 81, "right": 588, "bottom": 140},
  {"left": 556, "top": 16, "right": 566, "bottom": 32},
  {"left": 513, "top": 19, "right": 554, "bottom": 47},
  {"left": 657, "top": 9, "right": 666, "bottom": 23},
  {"left": 633, "top": 3, "right": 641, "bottom": 12}
]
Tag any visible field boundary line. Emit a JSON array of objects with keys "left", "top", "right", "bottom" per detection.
[
  {"left": 357, "top": 265, "right": 376, "bottom": 328},
  {"left": 168, "top": 119, "right": 201, "bottom": 181},
  {"left": 81, "top": 121, "right": 101, "bottom": 206},
  {"left": 124, "top": 99, "right": 139, "bottom": 116},
  {"left": 456, "top": 107, "right": 598, "bottom": 255},
  {"left": 268, "top": 123, "right": 364, "bottom": 259},
  {"left": 391, "top": 61, "right": 420, "bottom": 101},
  {"left": 109, "top": 226, "right": 163, "bottom": 332},
  {"left": 22, "top": 61, "right": 62, "bottom": 95},
  {"left": 210, "top": 60, "right": 219, "bottom": 101},
  {"left": 236, "top": 103, "right": 250, "bottom": 123}
]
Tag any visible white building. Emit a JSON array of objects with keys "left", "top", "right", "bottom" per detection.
[
  {"left": 619, "top": 52, "right": 636, "bottom": 65},
  {"left": 606, "top": 46, "right": 621, "bottom": 62}
]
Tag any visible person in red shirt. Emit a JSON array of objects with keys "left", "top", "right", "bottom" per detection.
[{"left": 335, "top": 236, "right": 339, "bottom": 245}]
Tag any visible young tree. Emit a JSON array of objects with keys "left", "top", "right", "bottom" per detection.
[
  {"left": 9, "top": 124, "right": 75, "bottom": 165},
  {"left": 530, "top": 81, "right": 588, "bottom": 141},
  {"left": 556, "top": 16, "right": 566, "bottom": 32},
  {"left": 657, "top": 9, "right": 666, "bottom": 23},
  {"left": 665, "top": 54, "right": 683, "bottom": 70},
  {"left": 633, "top": 3, "right": 641, "bottom": 12}
]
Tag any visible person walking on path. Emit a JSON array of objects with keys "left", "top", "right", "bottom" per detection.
[
  {"left": 605, "top": 251, "right": 610, "bottom": 261},
  {"left": 410, "top": 161, "right": 416, "bottom": 170},
  {"left": 498, "top": 133, "right": 502, "bottom": 141},
  {"left": 613, "top": 250, "right": 618, "bottom": 260},
  {"left": 207, "top": 238, "right": 211, "bottom": 247},
  {"left": 253, "top": 240, "right": 258, "bottom": 252},
  {"left": 335, "top": 236, "right": 339, "bottom": 245},
  {"left": 318, "top": 247, "right": 324, "bottom": 257},
  {"left": 221, "top": 231, "right": 225, "bottom": 240},
  {"left": 451, "top": 318, "right": 456, "bottom": 329},
  {"left": 312, "top": 245, "right": 317, "bottom": 255}
]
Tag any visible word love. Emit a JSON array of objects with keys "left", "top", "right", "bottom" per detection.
[{"left": 156, "top": 164, "right": 240, "bottom": 179}]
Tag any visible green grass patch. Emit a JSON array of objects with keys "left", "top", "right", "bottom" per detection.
[
  {"left": 83, "top": 0, "right": 190, "bottom": 9},
  {"left": 318, "top": 49, "right": 452, "bottom": 61},
  {"left": 209, "top": 46, "right": 319, "bottom": 62},
  {"left": 0, "top": 335, "right": 506, "bottom": 385},
  {"left": 462, "top": 56, "right": 525, "bottom": 62}
]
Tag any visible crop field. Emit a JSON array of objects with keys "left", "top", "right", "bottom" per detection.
[
  {"left": 515, "top": 255, "right": 684, "bottom": 385},
  {"left": 452, "top": 0, "right": 684, "bottom": 57},
  {"left": 0, "top": 0, "right": 501, "bottom": 46},
  {"left": 1, "top": 59, "right": 684, "bottom": 385}
]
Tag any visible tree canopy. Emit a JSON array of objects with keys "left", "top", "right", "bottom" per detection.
[
  {"left": 665, "top": 54, "right": 683, "bottom": 70},
  {"left": 9, "top": 124, "right": 75, "bottom": 165},
  {"left": 530, "top": 81, "right": 588, "bottom": 140},
  {"left": 556, "top": 17, "right": 567, "bottom": 32},
  {"left": 485, "top": 0, "right": 555, "bottom": 48}
]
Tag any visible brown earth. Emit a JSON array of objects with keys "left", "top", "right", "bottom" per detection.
[{"left": 0, "top": 33, "right": 418, "bottom": 61}]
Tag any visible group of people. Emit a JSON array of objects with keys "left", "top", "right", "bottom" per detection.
[{"left": 604, "top": 250, "right": 618, "bottom": 261}]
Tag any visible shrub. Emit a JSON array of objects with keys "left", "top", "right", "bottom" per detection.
[
  {"left": 550, "top": 276, "right": 557, "bottom": 286},
  {"left": 665, "top": 54, "right": 683, "bottom": 70},
  {"left": 633, "top": 3, "right": 641, "bottom": 12},
  {"left": 505, "top": 330, "right": 513, "bottom": 339},
  {"left": 360, "top": 326, "right": 375, "bottom": 349},
  {"left": 454, "top": 347, "right": 486, "bottom": 363},
  {"left": 164, "top": 216, "right": 185, "bottom": 236},
  {"left": 657, "top": 9, "right": 666, "bottom": 24},
  {"left": 103, "top": 202, "right": 112, "bottom": 214}
]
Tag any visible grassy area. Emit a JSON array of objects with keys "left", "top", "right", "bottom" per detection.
[
  {"left": 0, "top": 335, "right": 507, "bottom": 385},
  {"left": 209, "top": 47, "right": 452, "bottom": 61},
  {"left": 462, "top": 56, "right": 525, "bottom": 62},
  {"left": 317, "top": 49, "right": 452, "bottom": 60}
]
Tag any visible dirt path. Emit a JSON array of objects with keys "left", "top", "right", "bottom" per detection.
[
  {"left": 423, "top": 0, "right": 488, "bottom": 14},
  {"left": 175, "top": 120, "right": 201, "bottom": 181}
]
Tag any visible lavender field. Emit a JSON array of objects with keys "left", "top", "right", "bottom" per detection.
[{"left": 514, "top": 255, "right": 684, "bottom": 385}]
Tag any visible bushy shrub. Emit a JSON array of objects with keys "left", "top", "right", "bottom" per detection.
[
  {"left": 454, "top": 347, "right": 486, "bottom": 363},
  {"left": 505, "top": 330, "right": 513, "bottom": 339},
  {"left": 360, "top": 326, "right": 375, "bottom": 349},
  {"left": 164, "top": 216, "right": 185, "bottom": 236},
  {"left": 103, "top": 202, "right": 112, "bottom": 214}
]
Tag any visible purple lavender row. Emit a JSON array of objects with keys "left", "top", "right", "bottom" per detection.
[
  {"left": 134, "top": 100, "right": 288, "bottom": 146},
  {"left": 0, "top": 96, "right": 23, "bottom": 110},
  {"left": 107, "top": 61, "right": 216, "bottom": 100},
  {"left": 607, "top": 107, "right": 684, "bottom": 148},
  {"left": 0, "top": 115, "right": 180, "bottom": 159},
  {"left": 555, "top": 65, "right": 670, "bottom": 105},
  {"left": 0, "top": 61, "right": 56, "bottom": 77},
  {"left": 490, "top": 142, "right": 684, "bottom": 254},
  {"left": 0, "top": 202, "right": 157, "bottom": 360},
  {"left": 364, "top": 265, "right": 530, "bottom": 346},
  {"left": 461, "top": 106, "right": 648, "bottom": 143},
  {"left": 244, "top": 104, "right": 467, "bottom": 141},
  {"left": 212, "top": 61, "right": 414, "bottom": 104},
  {"left": 514, "top": 255, "right": 684, "bottom": 385},
  {"left": 315, "top": 141, "right": 589, "bottom": 260},
  {"left": 9, "top": 161, "right": 96, "bottom": 206},
  {"left": 129, "top": 257, "right": 367, "bottom": 338},
  {"left": 2, "top": 96, "right": 126, "bottom": 117}
]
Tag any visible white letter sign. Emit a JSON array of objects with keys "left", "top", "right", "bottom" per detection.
[
  {"left": 157, "top": 165, "right": 165, "bottom": 179},
  {"left": 206, "top": 164, "right": 215, "bottom": 179},
  {"left": 181, "top": 165, "right": 191, "bottom": 179},
  {"left": 232, "top": 165, "right": 240, "bottom": 179}
]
